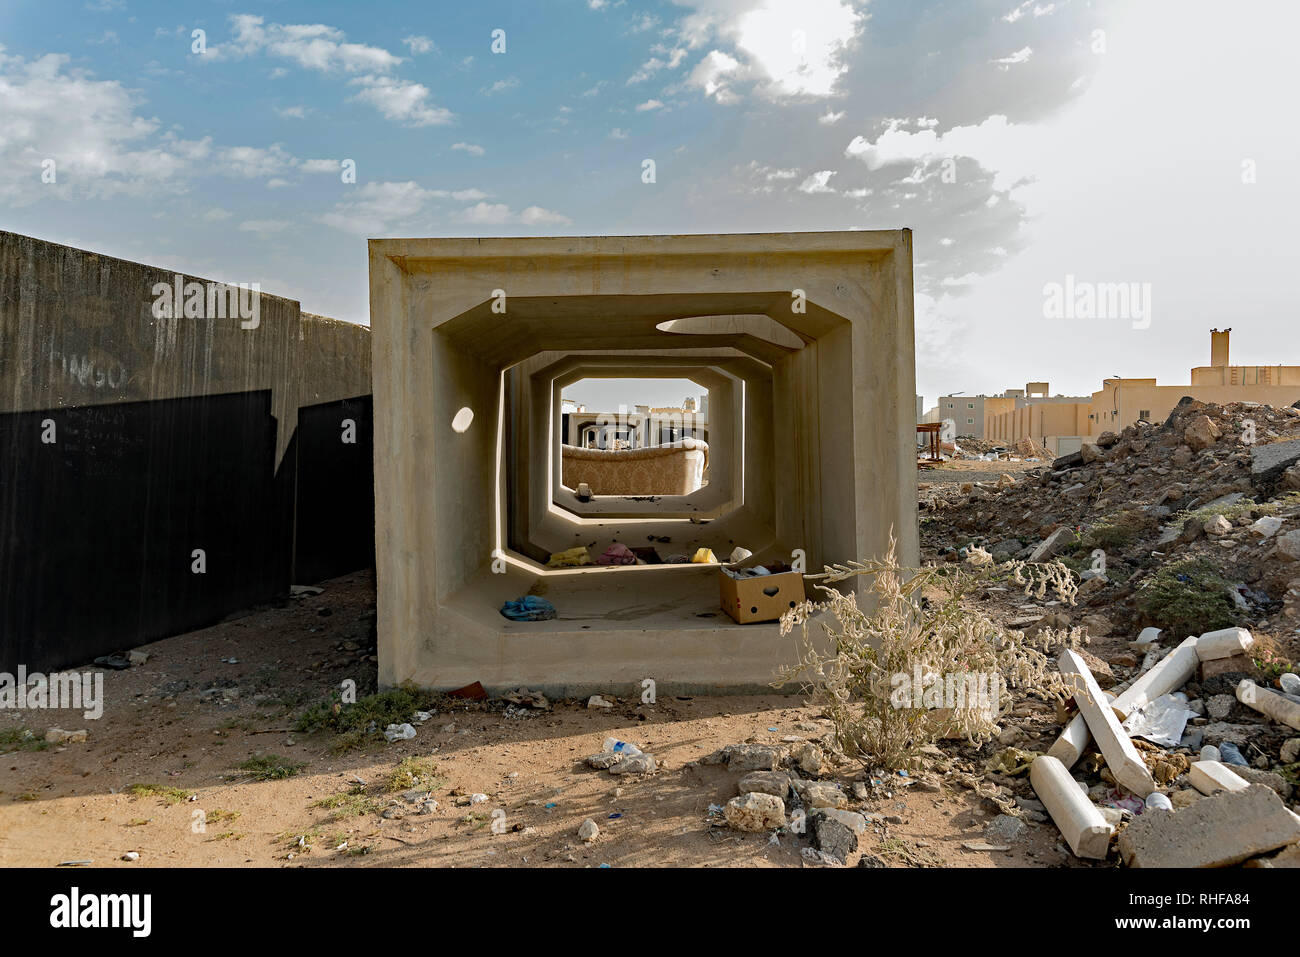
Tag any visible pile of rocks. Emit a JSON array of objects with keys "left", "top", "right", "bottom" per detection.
[{"left": 922, "top": 399, "right": 1300, "bottom": 640}]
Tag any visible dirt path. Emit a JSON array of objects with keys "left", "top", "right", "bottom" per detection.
[{"left": 0, "top": 570, "right": 1082, "bottom": 868}]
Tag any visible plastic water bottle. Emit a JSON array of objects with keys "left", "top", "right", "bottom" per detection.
[
  {"left": 1199, "top": 745, "right": 1221, "bottom": 763},
  {"left": 1217, "top": 741, "right": 1248, "bottom": 767},
  {"left": 1280, "top": 673, "right": 1300, "bottom": 696},
  {"left": 603, "top": 738, "right": 642, "bottom": 757}
]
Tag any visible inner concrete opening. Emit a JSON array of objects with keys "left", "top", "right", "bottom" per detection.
[{"left": 370, "top": 232, "right": 917, "bottom": 694}]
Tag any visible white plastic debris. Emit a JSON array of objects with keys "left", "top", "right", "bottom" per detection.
[
  {"left": 383, "top": 723, "right": 417, "bottom": 742},
  {"left": 1143, "top": 792, "right": 1173, "bottom": 812},
  {"left": 1121, "top": 692, "right": 1192, "bottom": 747}
]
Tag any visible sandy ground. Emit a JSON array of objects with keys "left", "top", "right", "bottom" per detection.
[
  {"left": 0, "top": 569, "right": 1090, "bottom": 869},
  {"left": 918, "top": 459, "right": 1043, "bottom": 486}
]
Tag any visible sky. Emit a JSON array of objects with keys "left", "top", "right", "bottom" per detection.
[{"left": 2, "top": 0, "right": 1296, "bottom": 408}]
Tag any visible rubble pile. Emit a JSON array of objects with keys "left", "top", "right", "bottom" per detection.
[
  {"left": 1027, "top": 626, "right": 1300, "bottom": 867},
  {"left": 922, "top": 399, "right": 1300, "bottom": 639}
]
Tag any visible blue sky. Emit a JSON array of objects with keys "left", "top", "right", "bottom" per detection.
[{"left": 2, "top": 0, "right": 1296, "bottom": 407}]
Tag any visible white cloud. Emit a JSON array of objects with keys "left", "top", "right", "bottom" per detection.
[
  {"left": 0, "top": 50, "right": 204, "bottom": 204},
  {"left": 674, "top": 0, "right": 864, "bottom": 101},
  {"left": 1002, "top": 1, "right": 1059, "bottom": 23},
  {"left": 610, "top": 127, "right": 630, "bottom": 139},
  {"left": 452, "top": 142, "right": 486, "bottom": 156},
  {"left": 481, "top": 76, "right": 520, "bottom": 95},
  {"left": 403, "top": 35, "right": 436, "bottom": 55},
  {"left": 348, "top": 75, "right": 454, "bottom": 126},
  {"left": 455, "top": 202, "right": 572, "bottom": 225},
  {"left": 211, "top": 15, "right": 403, "bottom": 74},
  {"left": 300, "top": 158, "right": 340, "bottom": 174},
  {"left": 688, "top": 49, "right": 742, "bottom": 103},
  {"left": 320, "top": 180, "right": 441, "bottom": 236},
  {"left": 215, "top": 144, "right": 296, "bottom": 179},
  {"left": 845, "top": 115, "right": 1034, "bottom": 193},
  {"left": 797, "top": 170, "right": 837, "bottom": 193},
  {"left": 636, "top": 99, "right": 665, "bottom": 111},
  {"left": 819, "top": 109, "right": 845, "bottom": 125},
  {"left": 274, "top": 104, "right": 311, "bottom": 118},
  {"left": 992, "top": 46, "right": 1033, "bottom": 69}
]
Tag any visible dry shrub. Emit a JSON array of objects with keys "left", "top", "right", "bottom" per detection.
[{"left": 774, "top": 535, "right": 1078, "bottom": 771}]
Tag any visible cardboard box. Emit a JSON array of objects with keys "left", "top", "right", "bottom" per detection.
[{"left": 719, "top": 569, "right": 806, "bottom": 624}]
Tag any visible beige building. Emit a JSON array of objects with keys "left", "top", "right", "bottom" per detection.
[
  {"left": 924, "top": 383, "right": 1087, "bottom": 441},
  {"left": 985, "top": 329, "right": 1300, "bottom": 455}
]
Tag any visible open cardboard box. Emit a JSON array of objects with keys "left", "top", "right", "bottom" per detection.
[{"left": 718, "top": 559, "right": 806, "bottom": 624}]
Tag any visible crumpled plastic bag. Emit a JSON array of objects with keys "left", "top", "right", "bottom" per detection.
[
  {"left": 384, "top": 723, "right": 416, "bottom": 742},
  {"left": 1121, "top": 692, "right": 1190, "bottom": 748},
  {"left": 500, "top": 595, "right": 558, "bottom": 621}
]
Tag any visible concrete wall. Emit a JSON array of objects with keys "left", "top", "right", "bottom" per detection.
[
  {"left": 370, "top": 230, "right": 918, "bottom": 695},
  {"left": 0, "top": 231, "right": 373, "bottom": 671}
]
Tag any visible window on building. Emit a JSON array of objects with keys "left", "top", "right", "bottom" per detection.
[
  {"left": 946, "top": 402, "right": 954, "bottom": 409},
  {"left": 1139, "top": 410, "right": 1150, "bottom": 420},
  {"left": 967, "top": 417, "right": 974, "bottom": 425},
  {"left": 967, "top": 402, "right": 974, "bottom": 409}
]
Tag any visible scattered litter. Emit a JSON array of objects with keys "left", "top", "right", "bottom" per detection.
[
  {"left": 595, "top": 542, "right": 636, "bottom": 566},
  {"left": 448, "top": 681, "right": 489, "bottom": 700},
  {"left": 500, "top": 595, "right": 557, "bottom": 621},
  {"left": 586, "top": 694, "right": 614, "bottom": 710},
  {"left": 1122, "top": 692, "right": 1191, "bottom": 747},
  {"left": 383, "top": 723, "right": 416, "bottom": 742},
  {"left": 1217, "top": 741, "right": 1249, "bottom": 767},
  {"left": 546, "top": 546, "right": 590, "bottom": 568}
]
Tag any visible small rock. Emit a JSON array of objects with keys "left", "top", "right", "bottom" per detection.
[
  {"left": 724, "top": 792, "right": 786, "bottom": 832},
  {"left": 794, "top": 743, "right": 825, "bottom": 776},
  {"left": 811, "top": 815, "right": 858, "bottom": 863},
  {"left": 737, "top": 771, "right": 791, "bottom": 797},
  {"left": 985, "top": 814, "right": 1028, "bottom": 845},
  {"left": 578, "top": 818, "right": 600, "bottom": 842},
  {"left": 1206, "top": 694, "right": 1236, "bottom": 720},
  {"left": 586, "top": 695, "right": 614, "bottom": 710}
]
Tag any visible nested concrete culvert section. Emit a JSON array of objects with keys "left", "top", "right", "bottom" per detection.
[{"left": 369, "top": 231, "right": 918, "bottom": 695}]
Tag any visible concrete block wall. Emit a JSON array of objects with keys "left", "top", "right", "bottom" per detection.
[{"left": 0, "top": 231, "right": 373, "bottom": 671}]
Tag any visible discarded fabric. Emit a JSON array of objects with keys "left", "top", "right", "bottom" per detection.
[{"left": 500, "top": 596, "right": 558, "bottom": 621}]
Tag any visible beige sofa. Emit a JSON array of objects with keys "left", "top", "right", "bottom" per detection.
[{"left": 561, "top": 439, "right": 708, "bottom": 495}]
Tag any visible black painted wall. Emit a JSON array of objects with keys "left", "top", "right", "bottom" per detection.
[
  {"left": 292, "top": 396, "right": 374, "bottom": 585},
  {"left": 0, "top": 390, "right": 375, "bottom": 673}
]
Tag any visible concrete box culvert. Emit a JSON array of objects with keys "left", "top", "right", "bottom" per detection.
[{"left": 369, "top": 230, "right": 918, "bottom": 693}]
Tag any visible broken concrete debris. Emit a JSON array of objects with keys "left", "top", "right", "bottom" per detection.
[
  {"left": 1029, "top": 755, "right": 1113, "bottom": 859},
  {"left": 1119, "top": 785, "right": 1300, "bottom": 868},
  {"left": 1196, "top": 627, "right": 1254, "bottom": 662},
  {"left": 1236, "top": 679, "right": 1300, "bottom": 731},
  {"left": 1058, "top": 650, "right": 1159, "bottom": 796}
]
